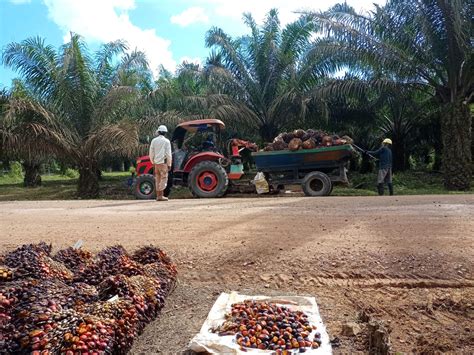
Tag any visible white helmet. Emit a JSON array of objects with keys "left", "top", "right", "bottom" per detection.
[{"left": 156, "top": 125, "right": 168, "bottom": 134}]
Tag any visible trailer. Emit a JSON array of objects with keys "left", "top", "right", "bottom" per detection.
[
  {"left": 133, "top": 118, "right": 354, "bottom": 199},
  {"left": 252, "top": 145, "right": 354, "bottom": 196}
]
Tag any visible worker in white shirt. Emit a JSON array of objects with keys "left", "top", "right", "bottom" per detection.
[{"left": 149, "top": 125, "right": 172, "bottom": 201}]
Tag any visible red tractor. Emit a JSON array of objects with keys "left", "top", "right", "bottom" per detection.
[{"left": 133, "top": 119, "right": 257, "bottom": 199}]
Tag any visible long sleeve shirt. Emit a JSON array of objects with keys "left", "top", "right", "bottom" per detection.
[
  {"left": 149, "top": 135, "right": 172, "bottom": 167},
  {"left": 367, "top": 146, "right": 392, "bottom": 169}
]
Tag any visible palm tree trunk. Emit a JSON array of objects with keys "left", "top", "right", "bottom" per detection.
[
  {"left": 433, "top": 142, "right": 442, "bottom": 171},
  {"left": 441, "top": 101, "right": 472, "bottom": 190},
  {"left": 96, "top": 168, "right": 103, "bottom": 181},
  {"left": 78, "top": 162, "right": 100, "bottom": 198},
  {"left": 392, "top": 142, "right": 408, "bottom": 172},
  {"left": 22, "top": 161, "right": 42, "bottom": 187}
]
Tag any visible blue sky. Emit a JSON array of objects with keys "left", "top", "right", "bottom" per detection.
[{"left": 0, "top": 0, "right": 385, "bottom": 87}]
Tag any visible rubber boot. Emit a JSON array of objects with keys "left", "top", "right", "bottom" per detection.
[
  {"left": 388, "top": 183, "right": 394, "bottom": 196},
  {"left": 377, "top": 183, "right": 384, "bottom": 196},
  {"left": 156, "top": 190, "right": 168, "bottom": 201}
]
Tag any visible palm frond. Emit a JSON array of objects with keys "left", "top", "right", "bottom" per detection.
[
  {"left": 91, "top": 86, "right": 138, "bottom": 126},
  {"left": 57, "top": 33, "right": 98, "bottom": 134},
  {"left": 139, "top": 111, "right": 182, "bottom": 137},
  {"left": 2, "top": 36, "right": 59, "bottom": 101},
  {"left": 95, "top": 39, "right": 128, "bottom": 85},
  {"left": 4, "top": 98, "right": 79, "bottom": 158},
  {"left": 83, "top": 121, "right": 139, "bottom": 159}
]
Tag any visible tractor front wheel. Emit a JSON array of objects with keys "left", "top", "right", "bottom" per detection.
[
  {"left": 134, "top": 174, "right": 156, "bottom": 199},
  {"left": 133, "top": 173, "right": 172, "bottom": 199},
  {"left": 188, "top": 161, "right": 228, "bottom": 198}
]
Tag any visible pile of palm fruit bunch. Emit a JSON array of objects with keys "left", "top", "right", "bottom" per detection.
[
  {"left": 212, "top": 300, "right": 323, "bottom": 353},
  {"left": 263, "top": 129, "right": 353, "bottom": 151},
  {"left": 0, "top": 243, "right": 176, "bottom": 354},
  {"left": 73, "top": 246, "right": 145, "bottom": 285}
]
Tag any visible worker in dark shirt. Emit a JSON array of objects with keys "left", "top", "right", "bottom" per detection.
[
  {"left": 366, "top": 138, "right": 393, "bottom": 195},
  {"left": 202, "top": 134, "right": 216, "bottom": 150}
]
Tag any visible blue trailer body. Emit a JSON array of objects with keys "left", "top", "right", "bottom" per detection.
[
  {"left": 250, "top": 145, "right": 353, "bottom": 196},
  {"left": 252, "top": 145, "right": 353, "bottom": 173}
]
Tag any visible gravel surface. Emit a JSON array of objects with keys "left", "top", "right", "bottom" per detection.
[{"left": 1, "top": 195, "right": 473, "bottom": 354}]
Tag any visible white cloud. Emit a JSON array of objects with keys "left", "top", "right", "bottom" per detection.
[
  {"left": 171, "top": 7, "right": 209, "bottom": 27},
  {"left": 198, "top": 0, "right": 386, "bottom": 26},
  {"left": 42, "top": 0, "right": 176, "bottom": 74},
  {"left": 9, "top": 0, "right": 31, "bottom": 4}
]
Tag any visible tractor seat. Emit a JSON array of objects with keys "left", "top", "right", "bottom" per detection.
[{"left": 173, "top": 149, "right": 188, "bottom": 171}]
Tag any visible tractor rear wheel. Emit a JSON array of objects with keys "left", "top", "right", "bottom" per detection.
[
  {"left": 189, "top": 161, "right": 228, "bottom": 198},
  {"left": 302, "top": 171, "right": 332, "bottom": 196}
]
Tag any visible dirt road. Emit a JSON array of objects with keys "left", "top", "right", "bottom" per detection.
[{"left": 1, "top": 195, "right": 473, "bottom": 353}]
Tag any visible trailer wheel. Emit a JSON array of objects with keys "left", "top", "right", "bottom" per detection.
[
  {"left": 302, "top": 172, "right": 332, "bottom": 196},
  {"left": 189, "top": 161, "right": 228, "bottom": 198}
]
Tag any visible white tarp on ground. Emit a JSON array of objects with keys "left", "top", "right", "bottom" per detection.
[{"left": 188, "top": 292, "right": 332, "bottom": 354}]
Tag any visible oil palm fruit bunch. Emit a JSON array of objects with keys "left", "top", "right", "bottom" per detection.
[
  {"left": 1, "top": 279, "right": 86, "bottom": 353},
  {"left": 97, "top": 274, "right": 164, "bottom": 327},
  {"left": 293, "top": 129, "right": 306, "bottom": 139},
  {"left": 54, "top": 247, "right": 93, "bottom": 274},
  {"left": 282, "top": 132, "right": 295, "bottom": 143},
  {"left": 301, "top": 132, "right": 312, "bottom": 142},
  {"left": 132, "top": 246, "right": 177, "bottom": 279},
  {"left": 213, "top": 300, "right": 322, "bottom": 352},
  {"left": 132, "top": 245, "right": 178, "bottom": 280},
  {"left": 96, "top": 246, "right": 144, "bottom": 277},
  {"left": 302, "top": 138, "right": 316, "bottom": 150},
  {"left": 61, "top": 316, "right": 116, "bottom": 354},
  {"left": 263, "top": 144, "right": 275, "bottom": 151},
  {"left": 3, "top": 243, "right": 73, "bottom": 282},
  {"left": 75, "top": 246, "right": 144, "bottom": 285},
  {"left": 273, "top": 133, "right": 285, "bottom": 143},
  {"left": 0, "top": 242, "right": 177, "bottom": 354},
  {"left": 272, "top": 140, "right": 288, "bottom": 151},
  {"left": 143, "top": 263, "right": 177, "bottom": 295},
  {"left": 288, "top": 138, "right": 303, "bottom": 151},
  {"left": 75, "top": 301, "right": 136, "bottom": 354},
  {"left": 264, "top": 129, "right": 352, "bottom": 152},
  {"left": 262, "top": 128, "right": 351, "bottom": 151},
  {"left": 321, "top": 136, "right": 333, "bottom": 146}
]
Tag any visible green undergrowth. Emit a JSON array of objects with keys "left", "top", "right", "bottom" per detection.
[{"left": 0, "top": 170, "right": 471, "bottom": 201}]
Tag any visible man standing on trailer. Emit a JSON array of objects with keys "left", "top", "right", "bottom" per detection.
[
  {"left": 366, "top": 138, "right": 393, "bottom": 196},
  {"left": 149, "top": 125, "right": 172, "bottom": 201}
]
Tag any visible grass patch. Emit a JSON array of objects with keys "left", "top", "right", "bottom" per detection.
[
  {"left": 345, "top": 170, "right": 473, "bottom": 195},
  {"left": 0, "top": 172, "right": 133, "bottom": 201},
  {"left": 332, "top": 187, "right": 378, "bottom": 196},
  {"left": 0, "top": 170, "right": 472, "bottom": 201}
]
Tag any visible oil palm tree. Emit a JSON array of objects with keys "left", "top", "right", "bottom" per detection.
[
  {"left": 150, "top": 62, "right": 208, "bottom": 114},
  {"left": 2, "top": 34, "right": 148, "bottom": 197},
  {"left": 0, "top": 80, "right": 53, "bottom": 186},
  {"left": 200, "top": 9, "right": 326, "bottom": 141},
  {"left": 306, "top": 0, "right": 473, "bottom": 190},
  {"left": 377, "top": 89, "right": 440, "bottom": 172}
]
